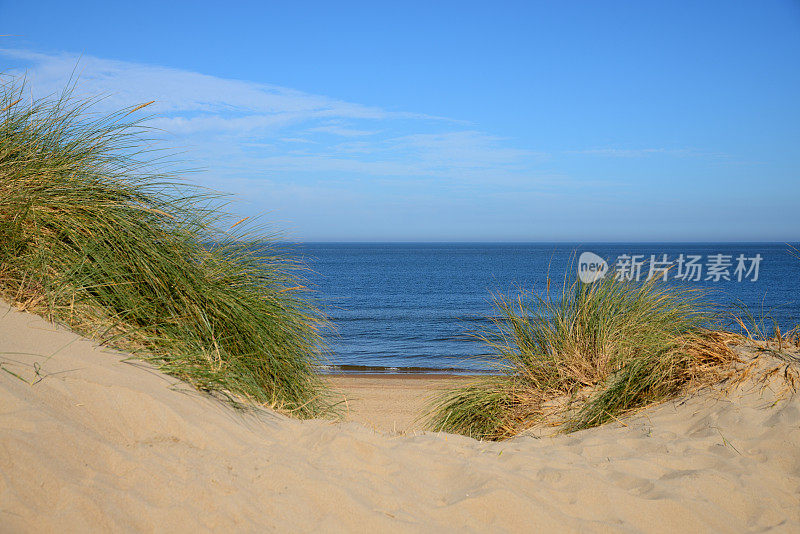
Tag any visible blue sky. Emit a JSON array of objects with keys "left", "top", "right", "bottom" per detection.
[{"left": 2, "top": 1, "right": 799, "bottom": 241}]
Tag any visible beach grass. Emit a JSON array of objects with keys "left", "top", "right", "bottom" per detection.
[
  {"left": 731, "top": 245, "right": 800, "bottom": 355},
  {"left": 0, "top": 76, "right": 333, "bottom": 417},
  {"left": 426, "top": 273, "right": 737, "bottom": 440}
]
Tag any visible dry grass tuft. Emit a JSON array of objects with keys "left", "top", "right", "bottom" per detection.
[{"left": 426, "top": 274, "right": 739, "bottom": 440}]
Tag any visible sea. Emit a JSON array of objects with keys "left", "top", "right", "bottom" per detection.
[{"left": 291, "top": 243, "right": 800, "bottom": 374}]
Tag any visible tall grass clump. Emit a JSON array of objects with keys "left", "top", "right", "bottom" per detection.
[
  {"left": 427, "top": 273, "right": 736, "bottom": 440},
  {"left": 0, "top": 77, "right": 332, "bottom": 417}
]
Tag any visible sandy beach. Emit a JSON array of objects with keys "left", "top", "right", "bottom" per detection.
[
  {"left": 326, "top": 374, "right": 467, "bottom": 433},
  {"left": 1, "top": 300, "right": 799, "bottom": 533}
]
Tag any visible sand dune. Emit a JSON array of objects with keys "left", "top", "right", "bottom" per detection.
[{"left": 1, "top": 300, "right": 798, "bottom": 533}]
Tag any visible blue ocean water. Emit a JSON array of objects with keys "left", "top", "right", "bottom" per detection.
[{"left": 293, "top": 243, "right": 800, "bottom": 373}]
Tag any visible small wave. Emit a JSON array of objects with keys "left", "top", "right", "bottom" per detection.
[{"left": 320, "top": 363, "right": 495, "bottom": 375}]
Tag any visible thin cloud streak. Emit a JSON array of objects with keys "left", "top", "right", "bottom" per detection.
[
  {"left": 565, "top": 147, "right": 733, "bottom": 159},
  {"left": 1, "top": 48, "right": 540, "bottom": 180}
]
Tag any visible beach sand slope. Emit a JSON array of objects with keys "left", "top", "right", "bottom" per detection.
[{"left": 1, "top": 301, "right": 798, "bottom": 533}]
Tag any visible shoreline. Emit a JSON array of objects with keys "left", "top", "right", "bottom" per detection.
[
  {"left": 325, "top": 372, "right": 473, "bottom": 379},
  {"left": 320, "top": 366, "right": 496, "bottom": 376}
]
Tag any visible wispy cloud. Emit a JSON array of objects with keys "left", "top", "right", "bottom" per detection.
[
  {"left": 568, "top": 148, "right": 674, "bottom": 157},
  {"left": 307, "top": 124, "right": 378, "bottom": 137},
  {"left": 390, "top": 131, "right": 546, "bottom": 170},
  {"left": 565, "top": 147, "right": 732, "bottom": 160},
  {"left": 1, "top": 48, "right": 413, "bottom": 122},
  {"left": 1, "top": 48, "right": 540, "bottom": 183}
]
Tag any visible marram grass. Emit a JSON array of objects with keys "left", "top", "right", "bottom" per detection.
[
  {"left": 0, "top": 78, "right": 333, "bottom": 417},
  {"left": 426, "top": 273, "right": 737, "bottom": 440}
]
